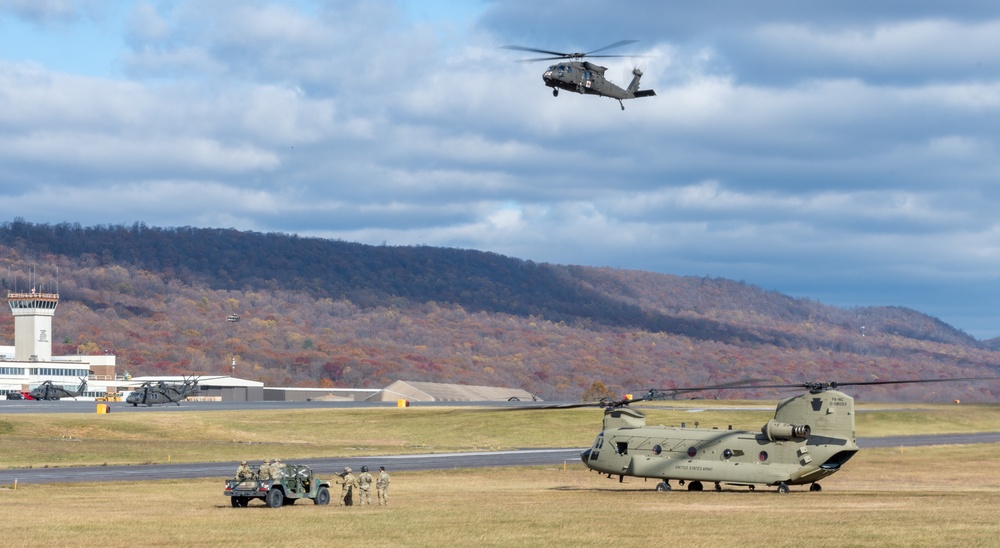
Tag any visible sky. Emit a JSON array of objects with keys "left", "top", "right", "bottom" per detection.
[{"left": 1, "top": 1, "right": 999, "bottom": 339}]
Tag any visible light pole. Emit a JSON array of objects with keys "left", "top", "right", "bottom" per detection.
[{"left": 226, "top": 313, "right": 240, "bottom": 376}]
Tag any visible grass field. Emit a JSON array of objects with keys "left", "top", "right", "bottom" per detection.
[{"left": 1, "top": 444, "right": 999, "bottom": 547}]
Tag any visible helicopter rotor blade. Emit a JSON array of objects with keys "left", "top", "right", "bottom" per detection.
[
  {"left": 500, "top": 45, "right": 571, "bottom": 58},
  {"left": 649, "top": 377, "right": 1000, "bottom": 395},
  {"left": 502, "top": 40, "right": 641, "bottom": 62},
  {"left": 585, "top": 39, "right": 639, "bottom": 56}
]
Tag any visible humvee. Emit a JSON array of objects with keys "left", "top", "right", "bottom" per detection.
[{"left": 225, "top": 464, "right": 331, "bottom": 508}]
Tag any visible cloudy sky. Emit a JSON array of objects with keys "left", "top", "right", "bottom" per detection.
[{"left": 2, "top": 1, "right": 999, "bottom": 339}]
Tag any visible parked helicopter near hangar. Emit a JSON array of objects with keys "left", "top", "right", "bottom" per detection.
[
  {"left": 576, "top": 378, "right": 994, "bottom": 493},
  {"left": 126, "top": 377, "right": 203, "bottom": 406},
  {"left": 502, "top": 40, "right": 656, "bottom": 110},
  {"left": 29, "top": 378, "right": 88, "bottom": 400}
]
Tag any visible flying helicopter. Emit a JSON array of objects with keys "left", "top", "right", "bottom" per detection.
[
  {"left": 29, "top": 378, "right": 88, "bottom": 400},
  {"left": 577, "top": 378, "right": 993, "bottom": 493},
  {"left": 126, "top": 377, "right": 202, "bottom": 406},
  {"left": 502, "top": 40, "right": 656, "bottom": 110}
]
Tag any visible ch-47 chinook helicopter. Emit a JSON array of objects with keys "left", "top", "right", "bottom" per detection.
[
  {"left": 502, "top": 40, "right": 656, "bottom": 110},
  {"left": 30, "top": 378, "right": 88, "bottom": 400},
  {"left": 578, "top": 378, "right": 992, "bottom": 493},
  {"left": 126, "top": 377, "right": 202, "bottom": 406}
]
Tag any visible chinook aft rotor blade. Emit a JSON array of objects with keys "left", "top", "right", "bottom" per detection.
[{"left": 652, "top": 377, "right": 1000, "bottom": 395}]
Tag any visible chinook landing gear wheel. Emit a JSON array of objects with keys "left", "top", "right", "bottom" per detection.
[
  {"left": 688, "top": 481, "right": 704, "bottom": 492},
  {"left": 655, "top": 482, "right": 671, "bottom": 492},
  {"left": 553, "top": 89, "right": 559, "bottom": 97},
  {"left": 749, "top": 485, "right": 755, "bottom": 491},
  {"left": 715, "top": 482, "right": 722, "bottom": 492},
  {"left": 810, "top": 483, "right": 822, "bottom": 492},
  {"left": 777, "top": 483, "right": 790, "bottom": 494}
]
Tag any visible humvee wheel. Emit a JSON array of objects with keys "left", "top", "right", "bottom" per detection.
[
  {"left": 776, "top": 483, "right": 790, "bottom": 494},
  {"left": 238, "top": 497, "right": 249, "bottom": 507},
  {"left": 266, "top": 488, "right": 284, "bottom": 508},
  {"left": 231, "top": 497, "right": 240, "bottom": 508},
  {"left": 315, "top": 486, "right": 331, "bottom": 505},
  {"left": 655, "top": 482, "right": 671, "bottom": 492}
]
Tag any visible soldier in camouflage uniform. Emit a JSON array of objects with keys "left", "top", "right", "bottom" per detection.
[
  {"left": 357, "top": 466, "right": 374, "bottom": 506},
  {"left": 339, "top": 466, "right": 358, "bottom": 506},
  {"left": 235, "top": 460, "right": 252, "bottom": 480},
  {"left": 258, "top": 459, "right": 272, "bottom": 480},
  {"left": 376, "top": 466, "right": 390, "bottom": 506},
  {"left": 272, "top": 458, "right": 285, "bottom": 479}
]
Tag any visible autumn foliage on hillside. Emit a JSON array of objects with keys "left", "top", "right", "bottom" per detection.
[{"left": 1, "top": 220, "right": 997, "bottom": 402}]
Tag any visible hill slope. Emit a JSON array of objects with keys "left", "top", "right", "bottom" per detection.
[{"left": 1, "top": 220, "right": 997, "bottom": 401}]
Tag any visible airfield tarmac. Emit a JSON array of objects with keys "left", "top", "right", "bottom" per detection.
[{"left": 2, "top": 399, "right": 999, "bottom": 485}]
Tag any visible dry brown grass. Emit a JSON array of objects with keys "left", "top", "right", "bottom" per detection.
[{"left": 1, "top": 444, "right": 998, "bottom": 547}]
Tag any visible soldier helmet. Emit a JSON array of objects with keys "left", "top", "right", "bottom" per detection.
[
  {"left": 361, "top": 466, "right": 369, "bottom": 472},
  {"left": 263, "top": 459, "right": 270, "bottom": 463},
  {"left": 344, "top": 466, "right": 352, "bottom": 473},
  {"left": 379, "top": 466, "right": 385, "bottom": 471}
]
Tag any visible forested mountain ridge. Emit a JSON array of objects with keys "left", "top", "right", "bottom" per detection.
[{"left": 1, "top": 220, "right": 997, "bottom": 401}]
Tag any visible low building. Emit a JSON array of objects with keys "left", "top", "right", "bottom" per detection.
[{"left": 369, "top": 380, "right": 538, "bottom": 402}]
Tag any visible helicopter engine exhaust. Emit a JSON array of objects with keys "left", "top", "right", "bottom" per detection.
[{"left": 762, "top": 420, "right": 811, "bottom": 441}]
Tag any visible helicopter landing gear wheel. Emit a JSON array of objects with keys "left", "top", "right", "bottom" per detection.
[
  {"left": 810, "top": 483, "right": 822, "bottom": 492},
  {"left": 553, "top": 89, "right": 559, "bottom": 97},
  {"left": 749, "top": 485, "right": 755, "bottom": 491},
  {"left": 655, "top": 482, "right": 671, "bottom": 492},
  {"left": 688, "top": 481, "right": 704, "bottom": 492},
  {"left": 777, "top": 483, "right": 790, "bottom": 494},
  {"left": 715, "top": 482, "right": 722, "bottom": 492}
]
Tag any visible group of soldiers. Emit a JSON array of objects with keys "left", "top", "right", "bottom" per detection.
[
  {"left": 339, "top": 465, "right": 390, "bottom": 506},
  {"left": 234, "top": 458, "right": 286, "bottom": 481},
  {"left": 233, "top": 459, "right": 391, "bottom": 506}
]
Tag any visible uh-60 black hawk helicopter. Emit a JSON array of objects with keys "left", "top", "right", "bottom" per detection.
[
  {"left": 126, "top": 376, "right": 204, "bottom": 406},
  {"left": 575, "top": 377, "right": 993, "bottom": 493},
  {"left": 502, "top": 40, "right": 656, "bottom": 110},
  {"left": 30, "top": 378, "right": 88, "bottom": 400}
]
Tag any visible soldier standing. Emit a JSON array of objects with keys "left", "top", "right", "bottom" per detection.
[
  {"left": 339, "top": 466, "right": 357, "bottom": 506},
  {"left": 357, "top": 466, "right": 373, "bottom": 506},
  {"left": 235, "top": 460, "right": 252, "bottom": 480},
  {"left": 376, "top": 466, "right": 390, "bottom": 506},
  {"left": 258, "top": 459, "right": 272, "bottom": 480}
]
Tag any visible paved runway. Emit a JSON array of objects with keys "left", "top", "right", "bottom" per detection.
[{"left": 3, "top": 433, "right": 999, "bottom": 485}]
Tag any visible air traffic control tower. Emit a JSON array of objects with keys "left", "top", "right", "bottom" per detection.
[{"left": 8, "top": 291, "right": 58, "bottom": 361}]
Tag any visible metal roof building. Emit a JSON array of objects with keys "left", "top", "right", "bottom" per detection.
[{"left": 369, "top": 380, "right": 538, "bottom": 403}]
